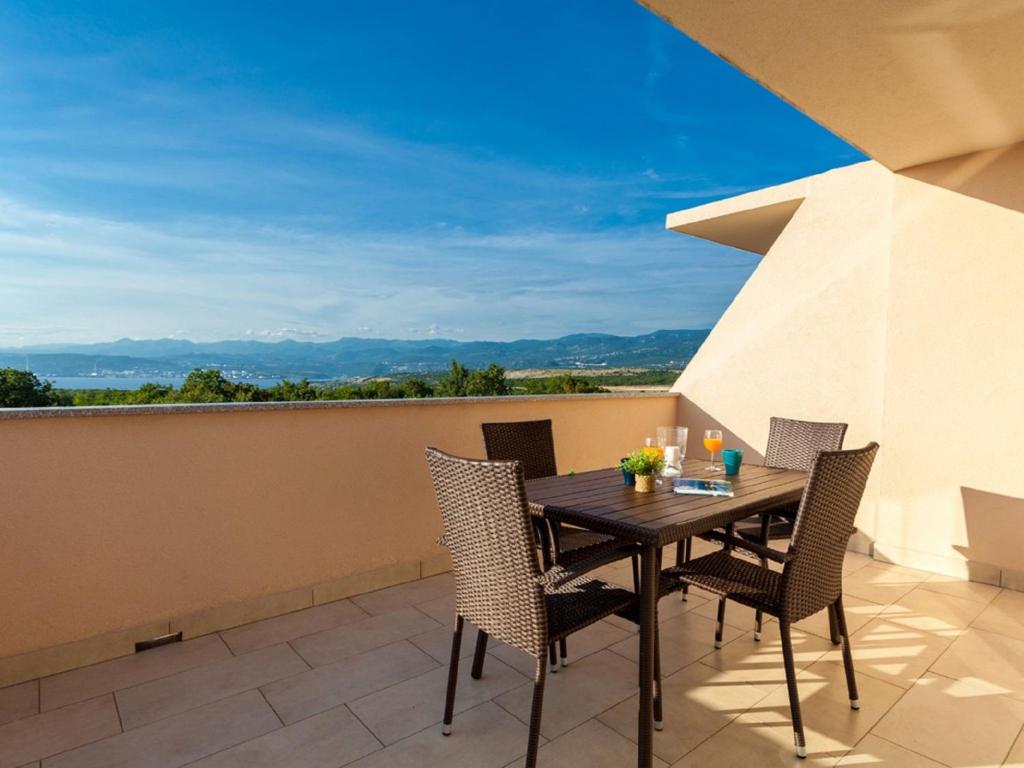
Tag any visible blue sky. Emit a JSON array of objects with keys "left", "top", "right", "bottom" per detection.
[{"left": 0, "top": 2, "right": 861, "bottom": 345}]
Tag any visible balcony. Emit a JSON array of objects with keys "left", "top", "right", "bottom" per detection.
[{"left": 1, "top": 395, "right": 1023, "bottom": 766}]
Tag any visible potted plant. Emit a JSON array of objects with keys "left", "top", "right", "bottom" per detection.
[{"left": 620, "top": 448, "right": 665, "bottom": 493}]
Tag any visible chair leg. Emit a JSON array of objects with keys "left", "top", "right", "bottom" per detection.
[
  {"left": 525, "top": 657, "right": 548, "bottom": 768},
  {"left": 779, "top": 620, "right": 806, "bottom": 758},
  {"left": 559, "top": 637, "right": 568, "bottom": 668},
  {"left": 677, "top": 537, "right": 691, "bottom": 601},
  {"left": 754, "top": 514, "right": 771, "bottom": 640},
  {"left": 834, "top": 596, "right": 860, "bottom": 709},
  {"left": 827, "top": 603, "right": 841, "bottom": 645},
  {"left": 631, "top": 554, "right": 640, "bottom": 593},
  {"left": 470, "top": 629, "right": 488, "bottom": 680},
  {"left": 715, "top": 598, "right": 726, "bottom": 649},
  {"left": 548, "top": 642, "right": 558, "bottom": 673},
  {"left": 442, "top": 616, "right": 464, "bottom": 735},
  {"left": 653, "top": 624, "right": 664, "bottom": 731}
]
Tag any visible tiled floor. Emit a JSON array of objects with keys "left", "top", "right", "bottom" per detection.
[{"left": 4, "top": 543, "right": 1024, "bottom": 767}]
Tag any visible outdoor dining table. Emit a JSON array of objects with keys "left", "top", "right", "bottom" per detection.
[{"left": 526, "top": 457, "right": 808, "bottom": 768}]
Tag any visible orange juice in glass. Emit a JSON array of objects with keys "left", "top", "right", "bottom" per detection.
[{"left": 703, "top": 429, "right": 723, "bottom": 471}]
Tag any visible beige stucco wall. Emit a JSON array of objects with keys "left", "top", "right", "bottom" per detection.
[
  {"left": 672, "top": 146, "right": 1024, "bottom": 584},
  {"left": 0, "top": 394, "right": 677, "bottom": 664}
]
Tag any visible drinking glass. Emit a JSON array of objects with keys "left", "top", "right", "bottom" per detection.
[
  {"left": 703, "top": 429, "right": 723, "bottom": 471},
  {"left": 656, "top": 426, "right": 688, "bottom": 475}
]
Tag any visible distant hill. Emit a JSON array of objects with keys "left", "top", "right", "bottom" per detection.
[{"left": 0, "top": 329, "right": 709, "bottom": 381}]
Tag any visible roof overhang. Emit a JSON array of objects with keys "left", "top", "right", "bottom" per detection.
[
  {"left": 666, "top": 178, "right": 807, "bottom": 255},
  {"left": 638, "top": 0, "right": 1024, "bottom": 170}
]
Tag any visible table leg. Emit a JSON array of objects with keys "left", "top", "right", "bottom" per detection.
[{"left": 637, "top": 543, "right": 658, "bottom": 768}]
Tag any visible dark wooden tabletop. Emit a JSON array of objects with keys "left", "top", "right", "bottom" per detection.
[{"left": 526, "top": 458, "right": 807, "bottom": 547}]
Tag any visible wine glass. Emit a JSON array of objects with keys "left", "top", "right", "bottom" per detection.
[{"left": 703, "top": 429, "right": 723, "bottom": 471}]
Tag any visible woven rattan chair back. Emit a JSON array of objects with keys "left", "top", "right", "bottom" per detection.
[
  {"left": 425, "top": 447, "right": 548, "bottom": 657},
  {"left": 764, "top": 417, "right": 848, "bottom": 472},
  {"left": 481, "top": 419, "right": 557, "bottom": 480},
  {"left": 781, "top": 442, "right": 879, "bottom": 622}
]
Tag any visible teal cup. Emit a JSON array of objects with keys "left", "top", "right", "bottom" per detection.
[{"left": 721, "top": 448, "right": 743, "bottom": 476}]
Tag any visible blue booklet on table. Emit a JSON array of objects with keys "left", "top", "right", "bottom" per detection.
[{"left": 672, "top": 478, "right": 735, "bottom": 498}]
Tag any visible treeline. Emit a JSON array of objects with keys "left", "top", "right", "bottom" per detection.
[{"left": 0, "top": 361, "right": 607, "bottom": 408}]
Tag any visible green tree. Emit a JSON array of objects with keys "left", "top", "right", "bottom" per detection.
[
  {"left": 0, "top": 368, "right": 65, "bottom": 407},
  {"left": 176, "top": 369, "right": 236, "bottom": 403},
  {"left": 435, "top": 360, "right": 470, "bottom": 397},
  {"left": 465, "top": 363, "right": 510, "bottom": 396},
  {"left": 402, "top": 377, "right": 433, "bottom": 398},
  {"left": 268, "top": 378, "right": 318, "bottom": 401}
]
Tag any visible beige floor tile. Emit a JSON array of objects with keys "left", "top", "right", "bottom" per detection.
[
  {"left": 689, "top": 591, "right": 774, "bottom": 632},
  {"left": 504, "top": 719, "right": 668, "bottom": 768},
  {"left": 794, "top": 597, "right": 883, "bottom": 642},
  {"left": 610, "top": 612, "right": 744, "bottom": 678},
  {"left": 409, "top": 620, "right": 487, "bottom": 665},
  {"left": 931, "top": 628, "right": 1024, "bottom": 701},
  {"left": 488, "top": 619, "right": 633, "bottom": 678},
  {"left": 44, "top": 690, "right": 279, "bottom": 768},
  {"left": 676, "top": 660, "right": 901, "bottom": 766},
  {"left": 1005, "top": 726, "right": 1024, "bottom": 767},
  {"left": 415, "top": 593, "right": 457, "bottom": 624},
  {"left": 261, "top": 640, "right": 438, "bottom": 724},
  {"left": 822, "top": 616, "right": 957, "bottom": 690},
  {"left": 115, "top": 643, "right": 307, "bottom": 730},
  {"left": 873, "top": 672, "right": 1024, "bottom": 767},
  {"left": 188, "top": 704, "right": 381, "bottom": 767},
  {"left": 351, "top": 653, "right": 527, "bottom": 745},
  {"left": 598, "top": 661, "right": 768, "bottom": 764},
  {"left": 841, "top": 565, "right": 925, "bottom": 605},
  {"left": 919, "top": 573, "right": 1002, "bottom": 605},
  {"left": 702, "top": 622, "right": 834, "bottom": 693},
  {"left": 0, "top": 680, "right": 38, "bottom": 726},
  {"left": 346, "top": 701, "right": 530, "bottom": 768},
  {"left": 290, "top": 606, "right": 441, "bottom": 667},
  {"left": 40, "top": 635, "right": 232, "bottom": 713},
  {"left": 0, "top": 696, "right": 119, "bottom": 768},
  {"left": 842, "top": 552, "right": 875, "bottom": 577},
  {"left": 836, "top": 734, "right": 946, "bottom": 767},
  {"left": 219, "top": 599, "right": 368, "bottom": 655},
  {"left": 352, "top": 574, "right": 455, "bottom": 616},
  {"left": 494, "top": 650, "right": 637, "bottom": 740},
  {"left": 879, "top": 587, "right": 987, "bottom": 632},
  {"left": 972, "top": 589, "right": 1024, "bottom": 642}
]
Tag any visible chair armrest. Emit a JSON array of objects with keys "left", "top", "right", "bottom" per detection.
[
  {"left": 702, "top": 529, "right": 794, "bottom": 564},
  {"left": 535, "top": 540, "right": 640, "bottom": 590}
]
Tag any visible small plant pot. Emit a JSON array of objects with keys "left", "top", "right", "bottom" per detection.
[
  {"left": 620, "top": 459, "right": 636, "bottom": 486},
  {"left": 635, "top": 473, "right": 656, "bottom": 493}
]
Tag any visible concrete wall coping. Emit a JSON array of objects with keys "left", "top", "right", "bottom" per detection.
[{"left": 0, "top": 391, "right": 679, "bottom": 421}]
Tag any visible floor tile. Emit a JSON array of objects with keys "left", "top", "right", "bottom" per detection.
[
  {"left": 409, "top": 620, "right": 487, "bottom": 665},
  {"left": 841, "top": 564, "right": 925, "bottom": 605},
  {"left": 0, "top": 696, "right": 120, "bottom": 768},
  {"left": 879, "top": 586, "right": 987, "bottom": 632},
  {"left": 842, "top": 552, "right": 875, "bottom": 577},
  {"left": 494, "top": 650, "right": 637, "bottom": 740},
  {"left": 822, "top": 616, "right": 957, "bottom": 690},
  {"left": 1006, "top": 726, "right": 1024, "bottom": 766},
  {"left": 350, "top": 652, "right": 527, "bottom": 745},
  {"left": 115, "top": 643, "right": 307, "bottom": 730},
  {"left": 43, "top": 690, "right": 279, "bottom": 768},
  {"left": 346, "top": 701, "right": 529, "bottom": 768},
  {"left": 352, "top": 574, "right": 455, "bottom": 617},
  {"left": 488, "top": 619, "right": 632, "bottom": 678},
  {"left": 503, "top": 719, "right": 667, "bottom": 768},
  {"left": 415, "top": 594, "right": 457, "bottom": 625},
  {"left": 701, "top": 621, "right": 834, "bottom": 693},
  {"left": 931, "top": 627, "right": 1024, "bottom": 701},
  {"left": 290, "top": 606, "right": 441, "bottom": 667},
  {"left": 598, "top": 661, "right": 767, "bottom": 764},
  {"left": 220, "top": 599, "right": 368, "bottom": 655},
  {"left": 40, "top": 636, "right": 232, "bottom": 712},
  {"left": 261, "top": 640, "right": 438, "bottom": 724},
  {"left": 689, "top": 591, "right": 773, "bottom": 632},
  {"left": 609, "top": 612, "right": 744, "bottom": 678},
  {"left": 873, "top": 672, "right": 1024, "bottom": 767},
  {"left": 188, "top": 704, "right": 381, "bottom": 767},
  {"left": 972, "top": 589, "right": 1024, "bottom": 642},
  {"left": 919, "top": 573, "right": 1002, "bottom": 605},
  {"left": 835, "top": 734, "right": 945, "bottom": 767},
  {"left": 0, "top": 681, "right": 38, "bottom": 726}
]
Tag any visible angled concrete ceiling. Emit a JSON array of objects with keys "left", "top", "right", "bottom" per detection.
[{"left": 638, "top": 0, "right": 1024, "bottom": 170}]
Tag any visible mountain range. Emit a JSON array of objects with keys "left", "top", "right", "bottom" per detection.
[{"left": 0, "top": 329, "right": 709, "bottom": 381}]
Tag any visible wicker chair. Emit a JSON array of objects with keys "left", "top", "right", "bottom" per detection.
[
  {"left": 481, "top": 419, "right": 638, "bottom": 670},
  {"left": 425, "top": 447, "right": 663, "bottom": 767},
  {"left": 677, "top": 417, "right": 848, "bottom": 643},
  {"left": 664, "top": 442, "right": 879, "bottom": 758}
]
